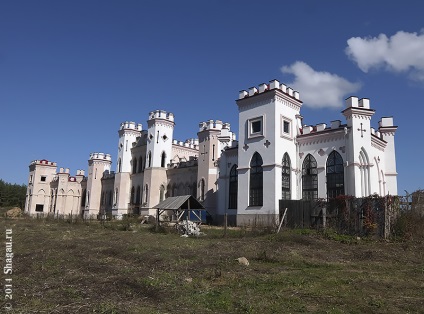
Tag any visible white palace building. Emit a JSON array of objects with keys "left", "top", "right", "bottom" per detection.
[{"left": 25, "top": 79, "right": 398, "bottom": 225}]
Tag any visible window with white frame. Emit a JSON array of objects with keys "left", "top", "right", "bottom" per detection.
[
  {"left": 248, "top": 116, "right": 264, "bottom": 138},
  {"left": 281, "top": 116, "right": 292, "bottom": 138}
]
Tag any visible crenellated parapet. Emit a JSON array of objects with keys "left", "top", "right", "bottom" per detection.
[
  {"left": 30, "top": 159, "right": 57, "bottom": 167},
  {"left": 238, "top": 79, "right": 301, "bottom": 101},
  {"left": 198, "top": 120, "right": 232, "bottom": 132},
  {"left": 76, "top": 169, "right": 85, "bottom": 176},
  {"left": 172, "top": 138, "right": 199, "bottom": 150},
  {"left": 378, "top": 116, "right": 397, "bottom": 136},
  {"left": 345, "top": 96, "right": 370, "bottom": 109},
  {"left": 148, "top": 110, "right": 175, "bottom": 122},
  {"left": 89, "top": 152, "right": 112, "bottom": 161},
  {"left": 120, "top": 121, "right": 142, "bottom": 131}
]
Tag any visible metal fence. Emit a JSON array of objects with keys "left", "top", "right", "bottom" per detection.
[{"left": 280, "top": 196, "right": 399, "bottom": 238}]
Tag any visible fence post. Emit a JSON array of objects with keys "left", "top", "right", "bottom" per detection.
[
  {"left": 224, "top": 213, "right": 228, "bottom": 237},
  {"left": 322, "top": 206, "right": 326, "bottom": 229},
  {"left": 384, "top": 196, "right": 389, "bottom": 239},
  {"left": 277, "top": 208, "right": 288, "bottom": 234}
]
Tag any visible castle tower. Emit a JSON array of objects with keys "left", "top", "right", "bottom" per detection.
[
  {"left": 197, "top": 119, "right": 235, "bottom": 220},
  {"left": 236, "top": 80, "right": 302, "bottom": 225},
  {"left": 142, "top": 110, "right": 175, "bottom": 214},
  {"left": 85, "top": 153, "right": 112, "bottom": 217},
  {"left": 342, "top": 97, "right": 375, "bottom": 197},
  {"left": 113, "top": 121, "right": 142, "bottom": 217},
  {"left": 378, "top": 117, "right": 398, "bottom": 195},
  {"left": 25, "top": 159, "right": 57, "bottom": 215}
]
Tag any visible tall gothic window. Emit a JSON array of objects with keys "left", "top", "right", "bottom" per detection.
[
  {"left": 228, "top": 164, "right": 238, "bottom": 209},
  {"left": 359, "top": 148, "right": 370, "bottom": 197},
  {"left": 282, "top": 153, "right": 291, "bottom": 200},
  {"left": 302, "top": 154, "right": 318, "bottom": 200},
  {"left": 130, "top": 186, "right": 135, "bottom": 204},
  {"left": 138, "top": 156, "right": 143, "bottom": 173},
  {"left": 132, "top": 158, "right": 137, "bottom": 174},
  {"left": 249, "top": 152, "right": 263, "bottom": 206},
  {"left": 159, "top": 185, "right": 165, "bottom": 202},
  {"left": 117, "top": 158, "right": 122, "bottom": 173},
  {"left": 147, "top": 151, "right": 152, "bottom": 168},
  {"left": 192, "top": 182, "right": 197, "bottom": 198},
  {"left": 136, "top": 186, "right": 141, "bottom": 205},
  {"left": 114, "top": 188, "right": 118, "bottom": 205},
  {"left": 326, "top": 151, "right": 345, "bottom": 199},
  {"left": 144, "top": 184, "right": 149, "bottom": 204},
  {"left": 81, "top": 189, "right": 86, "bottom": 207},
  {"left": 161, "top": 151, "right": 166, "bottom": 168},
  {"left": 199, "top": 179, "right": 205, "bottom": 201}
]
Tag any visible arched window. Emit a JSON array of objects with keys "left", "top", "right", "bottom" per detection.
[
  {"left": 117, "top": 158, "right": 122, "bottom": 173},
  {"left": 114, "top": 188, "right": 118, "bottom": 205},
  {"left": 192, "top": 182, "right": 197, "bottom": 198},
  {"left": 161, "top": 151, "right": 166, "bottom": 168},
  {"left": 101, "top": 192, "right": 104, "bottom": 205},
  {"left": 85, "top": 191, "right": 90, "bottom": 206},
  {"left": 130, "top": 186, "right": 135, "bottom": 204},
  {"left": 228, "top": 164, "right": 238, "bottom": 209},
  {"left": 138, "top": 156, "right": 143, "bottom": 173},
  {"left": 359, "top": 148, "right": 370, "bottom": 197},
  {"left": 282, "top": 153, "right": 291, "bottom": 200},
  {"left": 147, "top": 151, "right": 152, "bottom": 168},
  {"left": 199, "top": 179, "right": 205, "bottom": 201},
  {"left": 144, "top": 184, "right": 149, "bottom": 204},
  {"left": 159, "top": 185, "right": 165, "bottom": 202},
  {"left": 81, "top": 189, "right": 86, "bottom": 207},
  {"left": 136, "top": 186, "right": 141, "bottom": 205},
  {"left": 132, "top": 158, "right": 137, "bottom": 174},
  {"left": 302, "top": 154, "right": 318, "bottom": 200},
  {"left": 326, "top": 151, "right": 344, "bottom": 199},
  {"left": 249, "top": 152, "right": 263, "bottom": 206}
]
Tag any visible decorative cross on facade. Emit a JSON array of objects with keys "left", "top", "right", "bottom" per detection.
[
  {"left": 243, "top": 143, "right": 249, "bottom": 151},
  {"left": 200, "top": 145, "right": 208, "bottom": 161},
  {"left": 357, "top": 123, "right": 367, "bottom": 138},
  {"left": 264, "top": 140, "right": 271, "bottom": 148}
]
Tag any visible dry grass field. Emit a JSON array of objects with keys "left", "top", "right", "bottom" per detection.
[{"left": 1, "top": 215, "right": 423, "bottom": 314}]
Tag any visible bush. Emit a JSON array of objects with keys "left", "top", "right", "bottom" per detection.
[{"left": 392, "top": 210, "right": 424, "bottom": 240}]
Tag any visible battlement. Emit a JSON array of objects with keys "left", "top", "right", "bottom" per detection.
[
  {"left": 172, "top": 138, "right": 199, "bottom": 150},
  {"left": 58, "top": 167, "right": 70, "bottom": 174},
  {"left": 148, "top": 110, "right": 175, "bottom": 122},
  {"left": 30, "top": 159, "right": 57, "bottom": 167},
  {"left": 238, "top": 79, "right": 301, "bottom": 101},
  {"left": 345, "top": 96, "right": 370, "bottom": 109},
  {"left": 379, "top": 117, "right": 394, "bottom": 128},
  {"left": 198, "top": 120, "right": 231, "bottom": 132},
  {"left": 76, "top": 169, "right": 85, "bottom": 176},
  {"left": 370, "top": 128, "right": 382, "bottom": 139},
  {"left": 102, "top": 170, "right": 116, "bottom": 180},
  {"left": 89, "top": 152, "right": 112, "bottom": 161},
  {"left": 169, "top": 155, "right": 198, "bottom": 168},
  {"left": 120, "top": 121, "right": 142, "bottom": 131},
  {"left": 301, "top": 120, "right": 347, "bottom": 135}
]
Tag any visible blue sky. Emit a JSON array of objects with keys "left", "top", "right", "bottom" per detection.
[{"left": 1, "top": 0, "right": 423, "bottom": 194}]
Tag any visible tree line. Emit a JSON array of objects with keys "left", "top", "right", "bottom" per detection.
[{"left": 0, "top": 179, "right": 27, "bottom": 208}]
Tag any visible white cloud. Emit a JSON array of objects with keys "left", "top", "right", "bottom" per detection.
[
  {"left": 346, "top": 31, "right": 424, "bottom": 80},
  {"left": 281, "top": 61, "right": 361, "bottom": 109}
]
